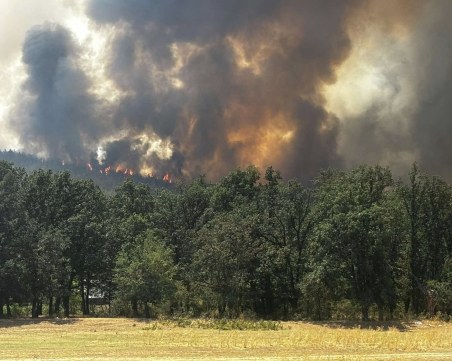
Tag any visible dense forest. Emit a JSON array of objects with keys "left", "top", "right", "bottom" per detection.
[{"left": 0, "top": 160, "right": 451, "bottom": 321}]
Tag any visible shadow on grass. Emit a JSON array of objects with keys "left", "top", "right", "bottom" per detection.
[
  {"left": 0, "top": 317, "right": 79, "bottom": 328},
  {"left": 305, "top": 320, "right": 416, "bottom": 332}
]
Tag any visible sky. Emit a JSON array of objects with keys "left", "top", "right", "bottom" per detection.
[{"left": 1, "top": 0, "right": 452, "bottom": 181}]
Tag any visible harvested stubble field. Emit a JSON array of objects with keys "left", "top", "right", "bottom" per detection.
[{"left": 0, "top": 318, "right": 451, "bottom": 361}]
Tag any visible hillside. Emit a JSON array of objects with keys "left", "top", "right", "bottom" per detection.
[{"left": 0, "top": 150, "right": 172, "bottom": 191}]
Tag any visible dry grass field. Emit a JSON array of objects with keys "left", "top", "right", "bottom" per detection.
[{"left": 0, "top": 318, "right": 451, "bottom": 360}]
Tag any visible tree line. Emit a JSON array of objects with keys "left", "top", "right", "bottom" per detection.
[{"left": 0, "top": 161, "right": 450, "bottom": 320}]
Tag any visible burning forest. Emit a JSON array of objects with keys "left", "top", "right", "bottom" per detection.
[{"left": 1, "top": 1, "right": 452, "bottom": 181}]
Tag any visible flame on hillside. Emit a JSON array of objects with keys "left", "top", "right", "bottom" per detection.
[
  {"left": 163, "top": 173, "right": 172, "bottom": 183},
  {"left": 80, "top": 159, "right": 171, "bottom": 181}
]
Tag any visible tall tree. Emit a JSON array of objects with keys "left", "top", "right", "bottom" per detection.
[
  {"left": 259, "top": 167, "right": 314, "bottom": 317},
  {"left": 0, "top": 162, "right": 26, "bottom": 317},
  {"left": 65, "top": 179, "right": 107, "bottom": 315},
  {"left": 401, "top": 164, "right": 452, "bottom": 314},
  {"left": 307, "top": 166, "right": 403, "bottom": 320}
]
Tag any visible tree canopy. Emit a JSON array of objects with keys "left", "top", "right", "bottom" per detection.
[{"left": 0, "top": 161, "right": 450, "bottom": 320}]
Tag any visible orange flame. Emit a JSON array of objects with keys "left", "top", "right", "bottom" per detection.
[{"left": 163, "top": 173, "right": 172, "bottom": 183}]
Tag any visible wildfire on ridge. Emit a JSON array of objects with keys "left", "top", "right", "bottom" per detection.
[
  {"left": 63, "top": 159, "right": 173, "bottom": 182},
  {"left": 163, "top": 173, "right": 172, "bottom": 183},
  {"left": 83, "top": 161, "right": 134, "bottom": 176},
  {"left": 114, "top": 165, "right": 134, "bottom": 176}
]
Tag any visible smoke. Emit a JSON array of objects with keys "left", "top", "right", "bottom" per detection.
[
  {"left": 82, "top": 0, "right": 357, "bottom": 179},
  {"left": 14, "top": 23, "right": 104, "bottom": 162},
  {"left": 5, "top": 0, "right": 452, "bottom": 180},
  {"left": 330, "top": 0, "right": 452, "bottom": 180},
  {"left": 410, "top": 1, "right": 452, "bottom": 180}
]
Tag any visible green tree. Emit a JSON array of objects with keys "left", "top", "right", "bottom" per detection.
[
  {"left": 400, "top": 164, "right": 452, "bottom": 315},
  {"left": 192, "top": 204, "right": 263, "bottom": 317},
  {"left": 151, "top": 177, "right": 212, "bottom": 315},
  {"left": 65, "top": 179, "right": 107, "bottom": 315},
  {"left": 259, "top": 167, "right": 315, "bottom": 317},
  {"left": 105, "top": 179, "right": 156, "bottom": 310},
  {"left": 17, "top": 223, "right": 70, "bottom": 318},
  {"left": 307, "top": 166, "right": 403, "bottom": 320},
  {"left": 113, "top": 230, "right": 177, "bottom": 317},
  {"left": 0, "top": 162, "right": 27, "bottom": 317}
]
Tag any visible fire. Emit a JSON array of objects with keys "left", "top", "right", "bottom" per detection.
[
  {"left": 113, "top": 165, "right": 134, "bottom": 176},
  {"left": 123, "top": 168, "right": 133, "bottom": 176},
  {"left": 163, "top": 173, "right": 172, "bottom": 183},
  {"left": 58, "top": 159, "right": 138, "bottom": 177}
]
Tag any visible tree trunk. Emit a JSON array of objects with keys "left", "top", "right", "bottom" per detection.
[
  {"left": 48, "top": 296, "right": 54, "bottom": 317},
  {"left": 32, "top": 298, "right": 39, "bottom": 318},
  {"left": 316, "top": 293, "right": 322, "bottom": 321},
  {"left": 361, "top": 304, "right": 370, "bottom": 321},
  {"left": 85, "top": 277, "right": 90, "bottom": 316},
  {"left": 378, "top": 304, "right": 384, "bottom": 321},
  {"left": 144, "top": 303, "right": 151, "bottom": 319},
  {"left": 6, "top": 300, "right": 11, "bottom": 318},
  {"left": 80, "top": 280, "right": 86, "bottom": 315},
  {"left": 37, "top": 301, "right": 43, "bottom": 316},
  {"left": 64, "top": 274, "right": 74, "bottom": 318},
  {"left": 63, "top": 296, "right": 70, "bottom": 318},
  {"left": 404, "top": 297, "right": 410, "bottom": 315},
  {"left": 218, "top": 301, "right": 226, "bottom": 318},
  {"left": 0, "top": 302, "right": 4, "bottom": 319},
  {"left": 55, "top": 297, "right": 61, "bottom": 316},
  {"left": 132, "top": 299, "right": 139, "bottom": 317},
  {"left": 411, "top": 281, "right": 424, "bottom": 315}
]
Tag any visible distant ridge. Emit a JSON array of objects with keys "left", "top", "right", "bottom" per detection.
[{"left": 0, "top": 150, "right": 173, "bottom": 191}]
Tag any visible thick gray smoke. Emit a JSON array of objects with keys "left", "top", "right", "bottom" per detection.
[
  {"left": 83, "top": 0, "right": 355, "bottom": 179},
  {"left": 410, "top": 2, "right": 452, "bottom": 180},
  {"left": 16, "top": 23, "right": 103, "bottom": 162},
  {"left": 9, "top": 1, "right": 452, "bottom": 181},
  {"left": 333, "top": 0, "right": 452, "bottom": 180}
]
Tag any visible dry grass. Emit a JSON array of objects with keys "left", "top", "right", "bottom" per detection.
[{"left": 0, "top": 318, "right": 451, "bottom": 360}]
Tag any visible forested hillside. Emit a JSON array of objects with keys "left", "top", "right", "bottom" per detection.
[
  {"left": 0, "top": 160, "right": 450, "bottom": 320},
  {"left": 0, "top": 150, "right": 171, "bottom": 191}
]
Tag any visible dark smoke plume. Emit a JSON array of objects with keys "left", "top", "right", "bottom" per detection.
[
  {"left": 83, "top": 0, "right": 357, "bottom": 179},
  {"left": 10, "top": 1, "right": 452, "bottom": 181},
  {"left": 410, "top": 1, "right": 452, "bottom": 180},
  {"left": 15, "top": 23, "right": 104, "bottom": 162}
]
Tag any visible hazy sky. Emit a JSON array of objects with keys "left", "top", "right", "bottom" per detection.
[{"left": 1, "top": 0, "right": 452, "bottom": 180}]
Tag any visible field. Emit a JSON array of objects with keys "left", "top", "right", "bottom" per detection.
[{"left": 0, "top": 318, "right": 451, "bottom": 361}]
